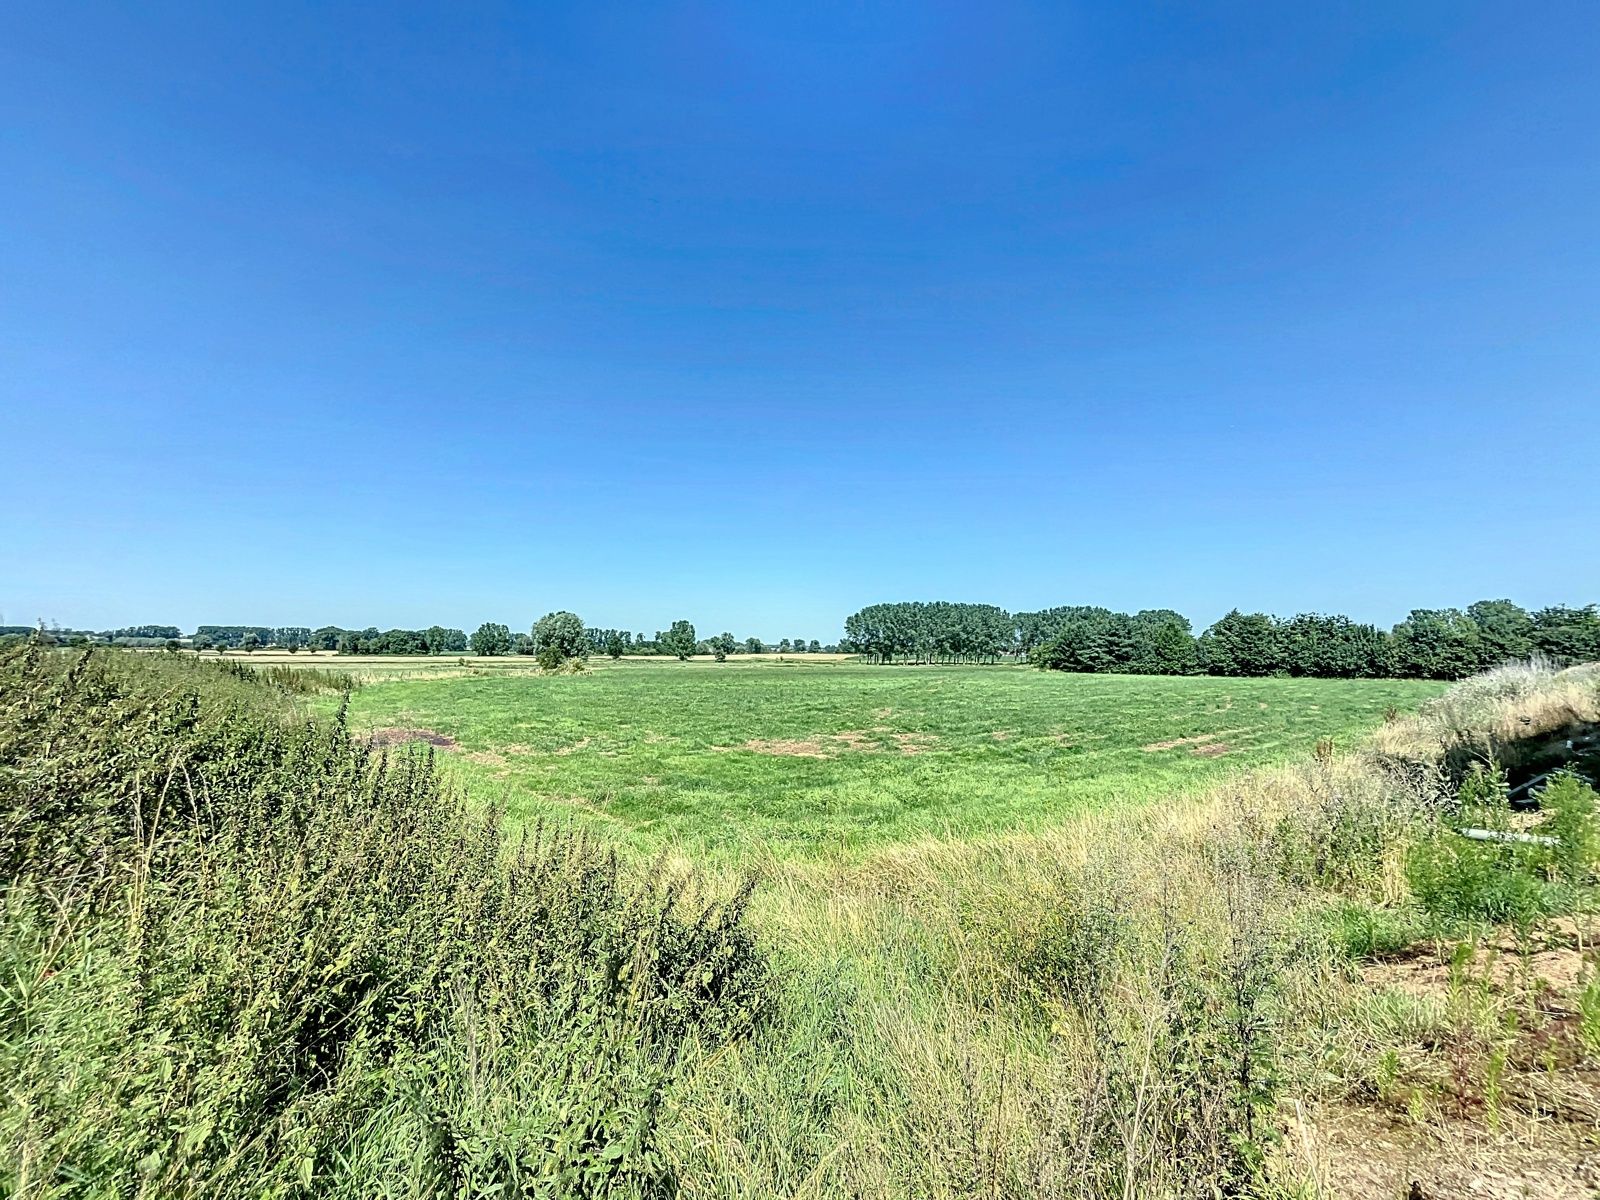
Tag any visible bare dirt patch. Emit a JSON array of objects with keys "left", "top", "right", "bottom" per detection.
[
  {"left": 736, "top": 738, "right": 835, "bottom": 758},
  {"left": 1191, "top": 742, "right": 1232, "bottom": 757},
  {"left": 553, "top": 737, "right": 592, "bottom": 755},
  {"left": 831, "top": 729, "right": 878, "bottom": 751},
  {"left": 1362, "top": 922, "right": 1594, "bottom": 999},
  {"left": 1297, "top": 1101, "right": 1600, "bottom": 1199},
  {"left": 369, "top": 727, "right": 457, "bottom": 749},
  {"left": 892, "top": 732, "right": 938, "bottom": 755},
  {"left": 724, "top": 728, "right": 942, "bottom": 758},
  {"left": 1142, "top": 727, "right": 1250, "bottom": 754}
]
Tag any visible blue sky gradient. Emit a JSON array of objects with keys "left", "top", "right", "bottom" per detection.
[{"left": 3, "top": 2, "right": 1597, "bottom": 639}]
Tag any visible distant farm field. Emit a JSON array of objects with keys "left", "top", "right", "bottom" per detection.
[{"left": 316, "top": 661, "right": 1447, "bottom": 856}]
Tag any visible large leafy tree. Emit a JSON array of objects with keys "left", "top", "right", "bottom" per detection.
[
  {"left": 1197, "top": 611, "right": 1281, "bottom": 676},
  {"left": 1388, "top": 609, "right": 1483, "bottom": 679},
  {"left": 1031, "top": 608, "right": 1136, "bottom": 673},
  {"left": 422, "top": 625, "right": 467, "bottom": 655},
  {"left": 1128, "top": 610, "right": 1198, "bottom": 675},
  {"left": 1276, "top": 613, "right": 1386, "bottom": 678},
  {"left": 660, "top": 620, "right": 698, "bottom": 661},
  {"left": 1466, "top": 599, "right": 1534, "bottom": 668},
  {"left": 469, "top": 622, "right": 513, "bottom": 657},
  {"left": 531, "top": 611, "right": 587, "bottom": 661},
  {"left": 1531, "top": 605, "right": 1600, "bottom": 664}
]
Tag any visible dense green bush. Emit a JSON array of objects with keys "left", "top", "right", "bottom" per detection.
[
  {"left": 1535, "top": 772, "right": 1600, "bottom": 886},
  {"left": 0, "top": 646, "right": 766, "bottom": 1197},
  {"left": 1404, "top": 766, "right": 1600, "bottom": 927}
]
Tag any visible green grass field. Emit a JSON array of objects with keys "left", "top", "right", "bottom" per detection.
[{"left": 326, "top": 660, "right": 1446, "bottom": 856}]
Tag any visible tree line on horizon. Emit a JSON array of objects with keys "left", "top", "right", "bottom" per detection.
[
  {"left": 190, "top": 625, "right": 473, "bottom": 654},
  {"left": 1, "top": 619, "right": 834, "bottom": 659},
  {"left": 842, "top": 599, "right": 1600, "bottom": 678},
  {"left": 470, "top": 618, "right": 836, "bottom": 662},
  {"left": 11, "top": 599, "right": 1597, "bottom": 679}
]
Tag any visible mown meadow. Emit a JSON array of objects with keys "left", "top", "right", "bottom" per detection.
[
  {"left": 322, "top": 660, "right": 1444, "bottom": 855},
  {"left": 5, "top": 647, "right": 1599, "bottom": 1198}
]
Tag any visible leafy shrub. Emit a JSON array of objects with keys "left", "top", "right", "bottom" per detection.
[
  {"left": 1323, "top": 900, "right": 1426, "bottom": 959},
  {"left": 1406, "top": 770, "right": 1557, "bottom": 926},
  {"left": 0, "top": 646, "right": 766, "bottom": 1197},
  {"left": 257, "top": 663, "right": 360, "bottom": 694},
  {"left": 1537, "top": 771, "right": 1600, "bottom": 885}
]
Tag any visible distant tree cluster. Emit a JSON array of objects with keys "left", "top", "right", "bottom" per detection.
[
  {"left": 0, "top": 625, "right": 98, "bottom": 649},
  {"left": 470, "top": 622, "right": 513, "bottom": 656},
  {"left": 1189, "top": 603, "right": 1600, "bottom": 679},
  {"left": 194, "top": 626, "right": 309, "bottom": 651},
  {"left": 563, "top": 624, "right": 833, "bottom": 659},
  {"left": 1025, "top": 608, "right": 1201, "bottom": 675},
  {"left": 102, "top": 625, "right": 182, "bottom": 640},
  {"left": 843, "top": 599, "right": 1600, "bottom": 679},
  {"left": 843, "top": 602, "right": 1017, "bottom": 663}
]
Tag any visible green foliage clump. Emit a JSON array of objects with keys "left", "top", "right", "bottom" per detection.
[
  {"left": 0, "top": 646, "right": 766, "bottom": 1197},
  {"left": 659, "top": 620, "right": 697, "bottom": 661},
  {"left": 1197, "top": 610, "right": 1282, "bottom": 677},
  {"left": 469, "top": 621, "right": 513, "bottom": 656},
  {"left": 1402, "top": 765, "right": 1600, "bottom": 927},
  {"left": 1389, "top": 608, "right": 1485, "bottom": 679},
  {"left": 1531, "top": 604, "right": 1600, "bottom": 664},
  {"left": 1322, "top": 900, "right": 1426, "bottom": 959},
  {"left": 843, "top": 601, "right": 1015, "bottom": 663},
  {"left": 532, "top": 610, "right": 588, "bottom": 662},
  {"left": 1536, "top": 771, "right": 1600, "bottom": 886}
]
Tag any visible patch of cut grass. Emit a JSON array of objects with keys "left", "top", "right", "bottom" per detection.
[{"left": 327, "top": 662, "right": 1445, "bottom": 857}]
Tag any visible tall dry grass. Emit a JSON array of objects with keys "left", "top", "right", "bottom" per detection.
[{"left": 657, "top": 665, "right": 1599, "bottom": 1199}]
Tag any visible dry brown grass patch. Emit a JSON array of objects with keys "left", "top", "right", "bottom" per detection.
[
  {"left": 733, "top": 738, "right": 834, "bottom": 758},
  {"left": 1142, "top": 726, "right": 1250, "bottom": 753},
  {"left": 720, "top": 728, "right": 941, "bottom": 758},
  {"left": 368, "top": 727, "right": 457, "bottom": 749}
]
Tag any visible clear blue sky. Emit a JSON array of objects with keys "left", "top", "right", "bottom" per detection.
[{"left": 4, "top": 2, "right": 1597, "bottom": 640}]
